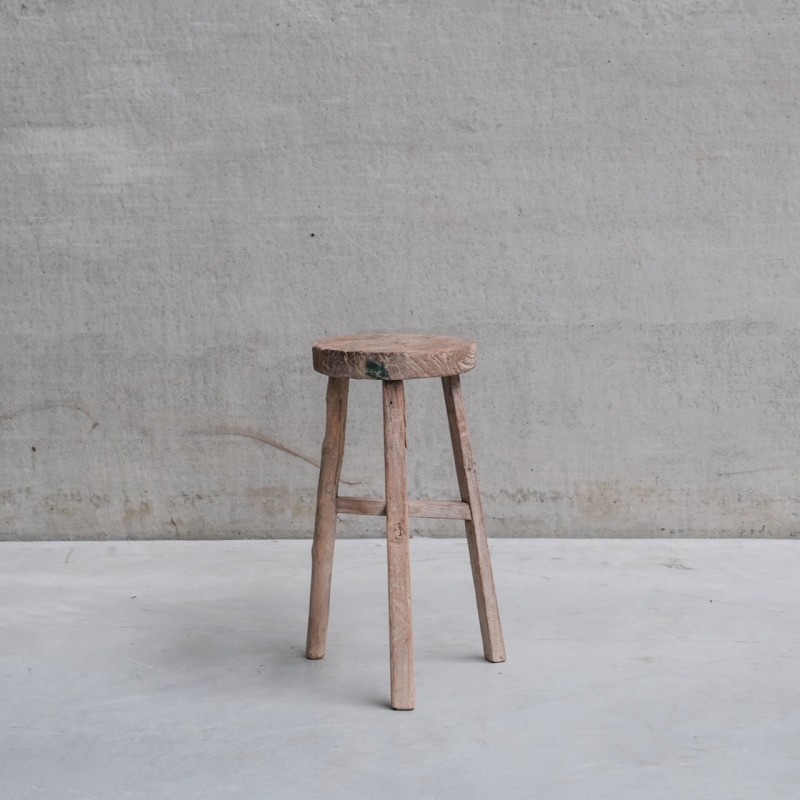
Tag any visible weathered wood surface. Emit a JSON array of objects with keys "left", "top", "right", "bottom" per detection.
[
  {"left": 313, "top": 333, "right": 477, "bottom": 380},
  {"left": 336, "top": 496, "right": 472, "bottom": 521},
  {"left": 442, "top": 374, "right": 507, "bottom": 664},
  {"left": 306, "top": 341, "right": 505, "bottom": 709},
  {"left": 305, "top": 377, "right": 349, "bottom": 660},
  {"left": 383, "top": 380, "right": 415, "bottom": 710}
]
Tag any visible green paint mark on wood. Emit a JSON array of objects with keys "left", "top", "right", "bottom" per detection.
[{"left": 366, "top": 360, "right": 390, "bottom": 380}]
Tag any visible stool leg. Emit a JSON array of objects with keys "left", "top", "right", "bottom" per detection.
[
  {"left": 383, "top": 379, "right": 415, "bottom": 710},
  {"left": 306, "top": 376, "right": 349, "bottom": 660},
  {"left": 442, "top": 374, "right": 506, "bottom": 663}
]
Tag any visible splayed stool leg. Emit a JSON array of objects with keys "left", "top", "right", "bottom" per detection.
[{"left": 306, "top": 376, "right": 349, "bottom": 660}]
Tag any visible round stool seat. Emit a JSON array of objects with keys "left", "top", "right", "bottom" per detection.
[{"left": 313, "top": 333, "right": 477, "bottom": 381}]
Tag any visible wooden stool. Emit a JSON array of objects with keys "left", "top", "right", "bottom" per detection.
[{"left": 305, "top": 334, "right": 506, "bottom": 710}]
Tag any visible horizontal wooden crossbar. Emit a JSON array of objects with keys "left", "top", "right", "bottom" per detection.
[{"left": 336, "top": 496, "right": 472, "bottom": 521}]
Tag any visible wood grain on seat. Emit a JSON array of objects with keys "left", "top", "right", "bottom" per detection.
[{"left": 312, "top": 333, "right": 477, "bottom": 380}]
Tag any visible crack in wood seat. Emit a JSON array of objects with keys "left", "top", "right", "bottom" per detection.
[
  {"left": 305, "top": 332, "right": 506, "bottom": 711},
  {"left": 313, "top": 333, "right": 477, "bottom": 380}
]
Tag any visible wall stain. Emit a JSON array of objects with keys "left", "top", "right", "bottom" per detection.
[
  {"left": 499, "top": 488, "right": 565, "bottom": 504},
  {"left": 0, "top": 487, "right": 33, "bottom": 510},
  {"left": 41, "top": 491, "right": 109, "bottom": 515},
  {"left": 0, "top": 403, "right": 99, "bottom": 431},
  {"left": 123, "top": 500, "right": 152, "bottom": 526},
  {"left": 243, "top": 486, "right": 314, "bottom": 520},
  {"left": 718, "top": 466, "right": 786, "bottom": 477},
  {"left": 574, "top": 481, "right": 622, "bottom": 518},
  {"left": 3, "top": 0, "right": 50, "bottom": 20},
  {"left": 187, "top": 427, "right": 362, "bottom": 485}
]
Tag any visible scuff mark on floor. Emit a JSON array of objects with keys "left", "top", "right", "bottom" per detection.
[{"left": 660, "top": 557, "right": 691, "bottom": 570}]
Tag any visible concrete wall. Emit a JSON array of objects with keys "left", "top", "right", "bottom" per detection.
[{"left": 2, "top": 1, "right": 799, "bottom": 540}]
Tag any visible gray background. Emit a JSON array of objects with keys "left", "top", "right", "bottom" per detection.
[{"left": 2, "top": 1, "right": 799, "bottom": 540}]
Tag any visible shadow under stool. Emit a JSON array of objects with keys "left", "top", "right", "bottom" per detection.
[{"left": 305, "top": 333, "right": 506, "bottom": 710}]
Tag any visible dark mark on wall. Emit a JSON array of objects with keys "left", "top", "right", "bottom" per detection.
[
  {"left": 186, "top": 427, "right": 363, "bottom": 485},
  {"left": 718, "top": 466, "right": 786, "bottom": 477},
  {"left": 0, "top": 403, "right": 99, "bottom": 431}
]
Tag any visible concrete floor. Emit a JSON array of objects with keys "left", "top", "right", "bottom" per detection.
[{"left": 1, "top": 538, "right": 799, "bottom": 800}]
